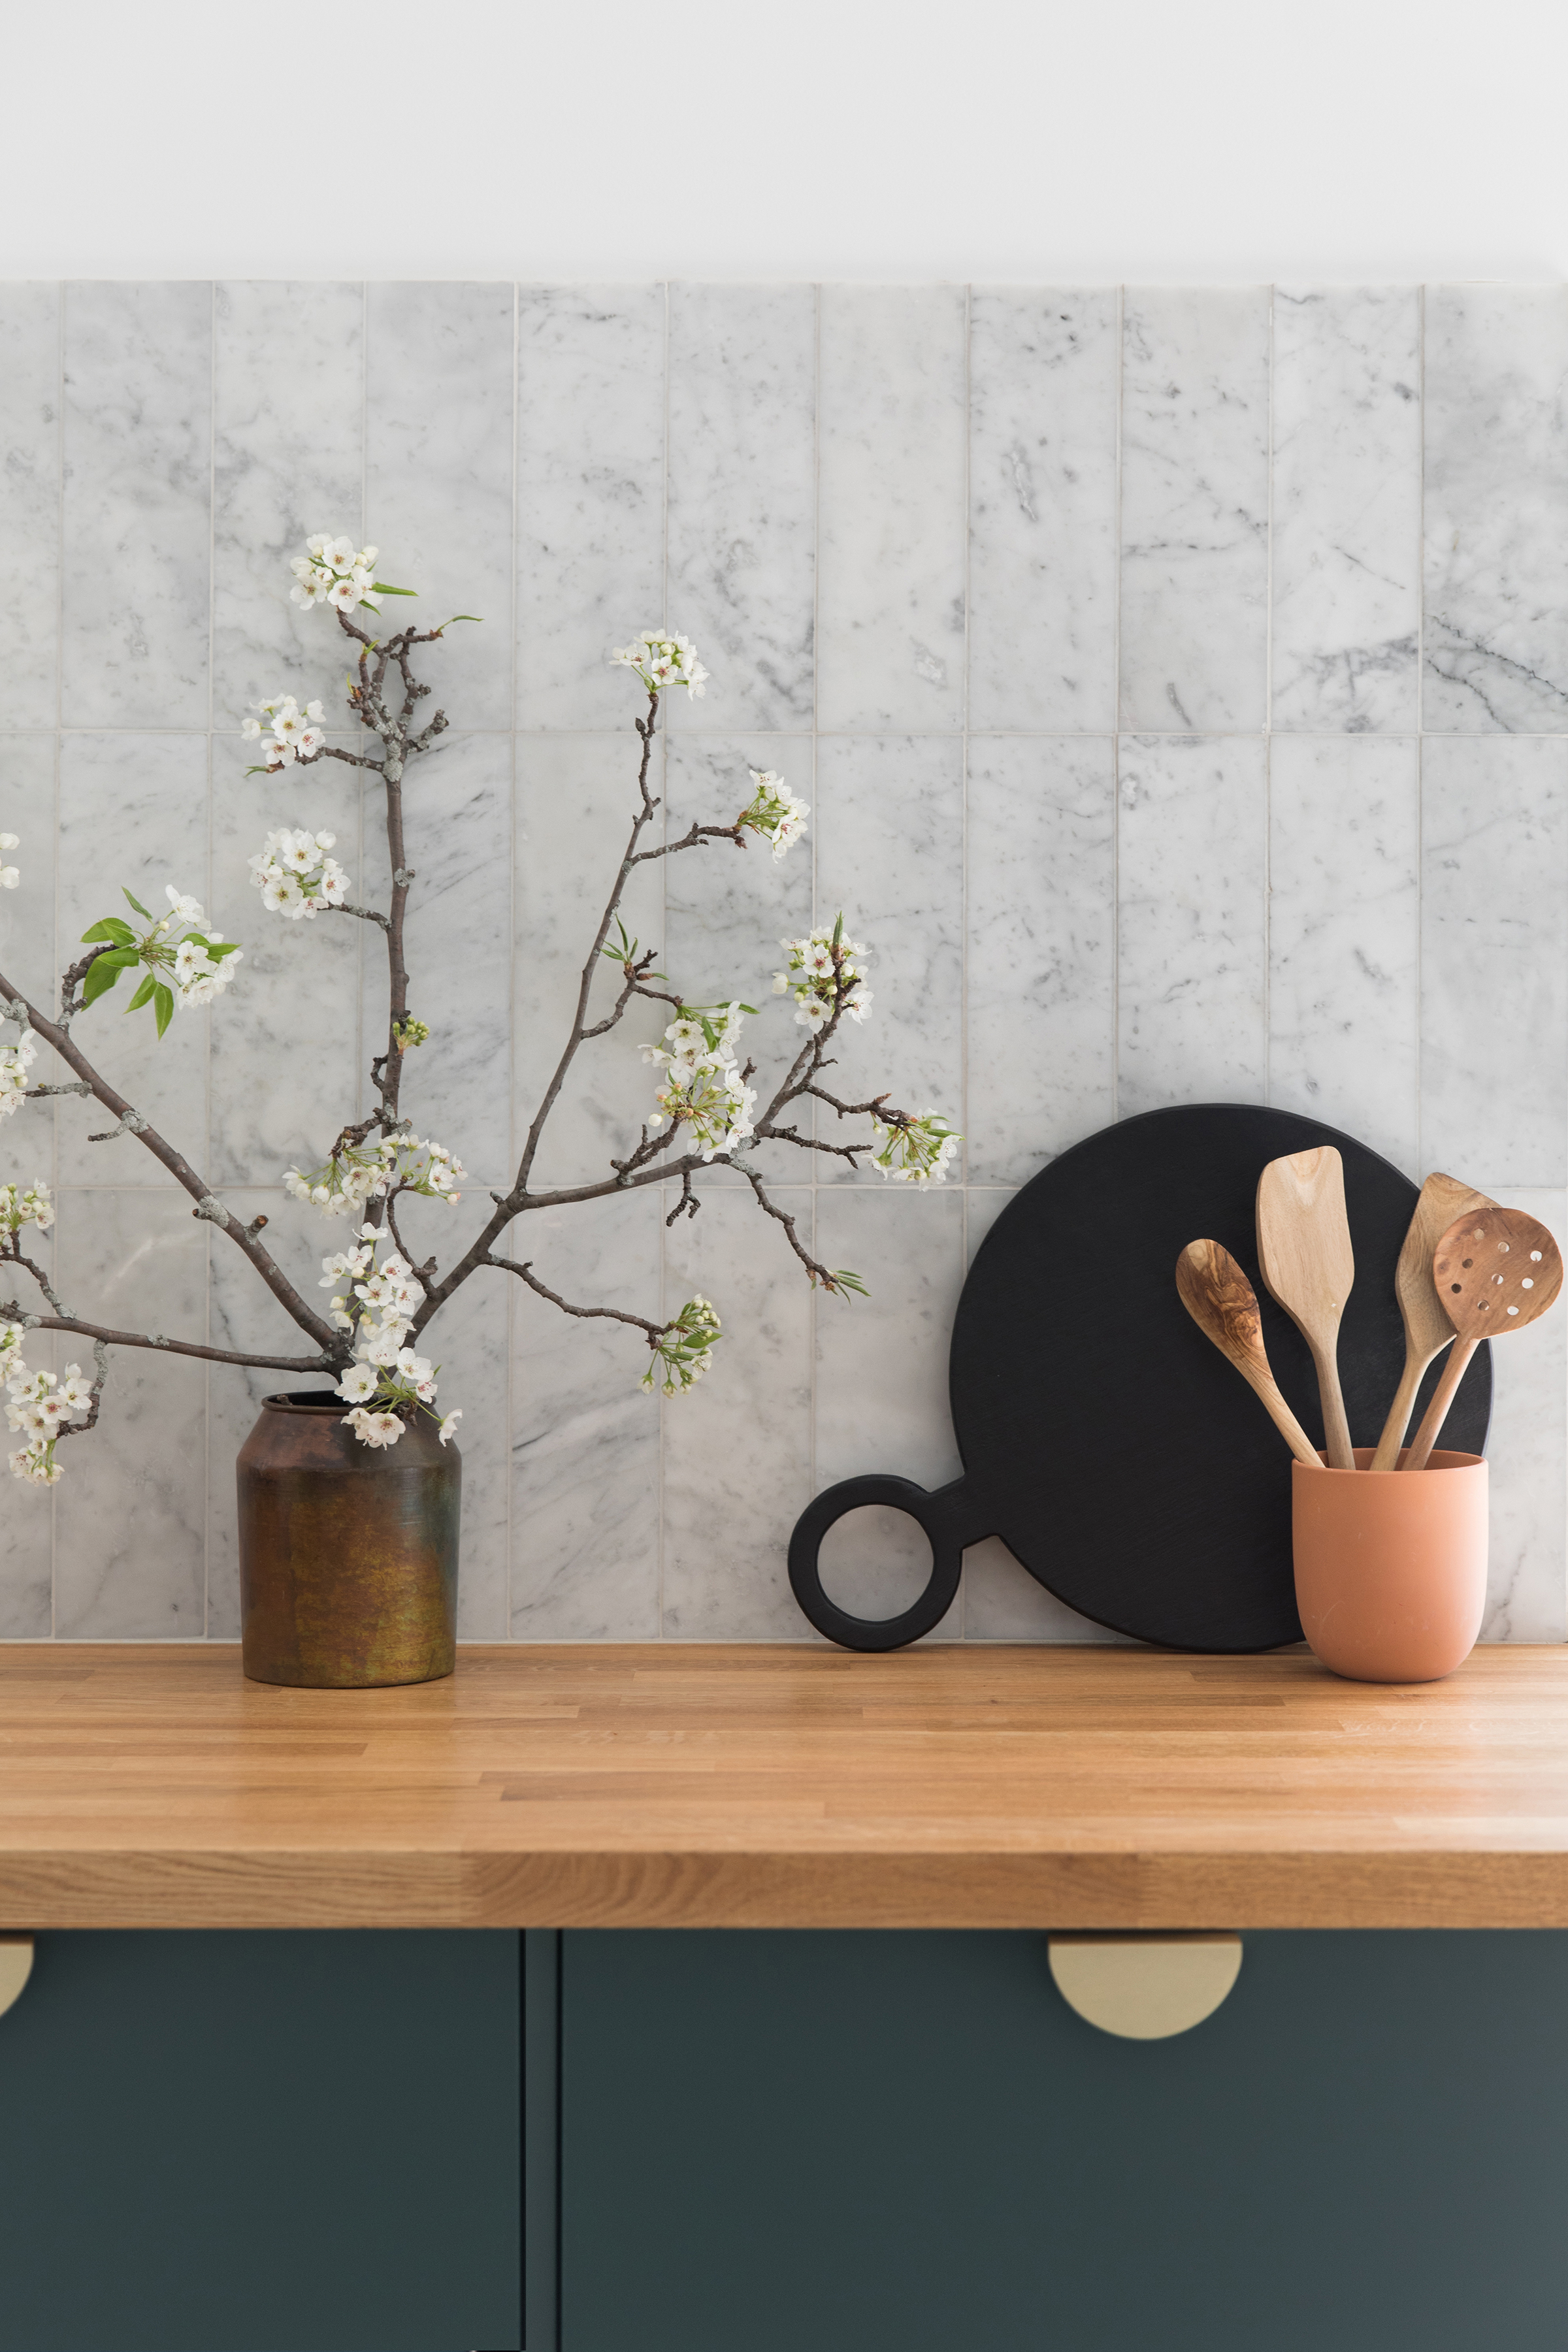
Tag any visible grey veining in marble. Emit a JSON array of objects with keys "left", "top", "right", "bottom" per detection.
[
  {"left": 1119, "top": 289, "right": 1269, "bottom": 733},
  {"left": 61, "top": 283, "right": 212, "bottom": 730},
  {"left": 5, "top": 279, "right": 1568, "bottom": 1647},
  {"left": 665, "top": 284, "right": 815, "bottom": 733},
  {"left": 1117, "top": 734, "right": 1267, "bottom": 1117},
  {"left": 0, "top": 283, "right": 60, "bottom": 732},
  {"left": 969, "top": 289, "right": 1117, "bottom": 732},
  {"left": 816, "top": 286, "right": 967, "bottom": 732},
  {"left": 1424, "top": 286, "right": 1568, "bottom": 734},
  {"left": 966, "top": 737, "right": 1115, "bottom": 1184},
  {"left": 1269, "top": 736, "right": 1420, "bottom": 1176},
  {"left": 1272, "top": 287, "right": 1420, "bottom": 733},
  {"left": 515, "top": 286, "right": 666, "bottom": 731},
  {"left": 1421, "top": 735, "right": 1567, "bottom": 1185}
]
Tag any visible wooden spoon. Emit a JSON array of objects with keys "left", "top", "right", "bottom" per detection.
[
  {"left": 1368, "top": 1171, "right": 1495, "bottom": 1471},
  {"left": 1255, "top": 1147, "right": 1356, "bottom": 1469},
  {"left": 1401, "top": 1204, "right": 1563, "bottom": 1471},
  {"left": 1175, "top": 1239, "right": 1324, "bottom": 1468}
]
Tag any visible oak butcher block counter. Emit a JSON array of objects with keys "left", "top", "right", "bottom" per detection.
[{"left": 5, "top": 1640, "right": 1568, "bottom": 1930}]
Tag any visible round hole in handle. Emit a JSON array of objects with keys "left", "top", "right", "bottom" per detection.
[
  {"left": 788, "top": 1475, "right": 966, "bottom": 1652},
  {"left": 0, "top": 1936, "right": 33, "bottom": 2023},
  {"left": 1049, "top": 1935, "right": 1243, "bottom": 2039}
]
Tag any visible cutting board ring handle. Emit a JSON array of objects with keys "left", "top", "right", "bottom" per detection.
[{"left": 787, "top": 1474, "right": 981, "bottom": 1652}]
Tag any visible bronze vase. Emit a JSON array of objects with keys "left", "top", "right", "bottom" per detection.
[{"left": 237, "top": 1391, "right": 460, "bottom": 1688}]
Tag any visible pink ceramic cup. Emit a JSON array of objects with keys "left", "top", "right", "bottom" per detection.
[{"left": 1291, "top": 1447, "right": 1488, "bottom": 1684}]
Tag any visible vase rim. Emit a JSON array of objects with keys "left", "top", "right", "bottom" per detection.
[{"left": 261, "top": 1389, "right": 351, "bottom": 1413}]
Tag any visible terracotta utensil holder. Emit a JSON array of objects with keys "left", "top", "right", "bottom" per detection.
[{"left": 1291, "top": 1447, "right": 1488, "bottom": 1684}]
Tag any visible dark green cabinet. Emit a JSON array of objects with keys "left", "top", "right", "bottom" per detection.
[
  {"left": 553, "top": 1928, "right": 1568, "bottom": 2352},
  {"left": 0, "top": 1931, "right": 521, "bottom": 2352}
]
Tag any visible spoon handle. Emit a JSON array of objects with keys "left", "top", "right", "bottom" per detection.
[
  {"left": 1400, "top": 1337, "right": 1479, "bottom": 1472},
  {"left": 1230, "top": 1356, "right": 1326, "bottom": 1468},
  {"left": 1311, "top": 1342, "right": 1356, "bottom": 1470},
  {"left": 1369, "top": 1344, "right": 1443, "bottom": 1474}
]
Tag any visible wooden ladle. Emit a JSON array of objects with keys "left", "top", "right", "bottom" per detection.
[
  {"left": 1175, "top": 1239, "right": 1324, "bottom": 1468},
  {"left": 1256, "top": 1147, "right": 1356, "bottom": 1468},
  {"left": 1401, "top": 1204, "right": 1563, "bottom": 1471},
  {"left": 1368, "top": 1171, "right": 1495, "bottom": 1472}
]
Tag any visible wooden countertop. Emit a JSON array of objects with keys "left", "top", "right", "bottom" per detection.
[{"left": 4, "top": 1642, "right": 1568, "bottom": 1930}]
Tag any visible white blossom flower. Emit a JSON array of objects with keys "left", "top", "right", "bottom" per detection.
[
  {"left": 343, "top": 1406, "right": 404, "bottom": 1448},
  {"left": 0, "top": 1179, "right": 53, "bottom": 1232},
  {"left": 56, "top": 1366, "right": 94, "bottom": 1414},
  {"left": 643, "top": 1295, "right": 723, "bottom": 1395},
  {"left": 8, "top": 1443, "right": 61, "bottom": 1485},
  {"left": 439, "top": 1411, "right": 462, "bottom": 1446},
  {"left": 0, "top": 832, "right": 18, "bottom": 889},
  {"left": 776, "top": 923, "right": 872, "bottom": 1031},
  {"left": 870, "top": 1107, "right": 962, "bottom": 1185},
  {"left": 638, "top": 1006, "right": 756, "bottom": 1161},
  {"left": 610, "top": 630, "right": 709, "bottom": 701},
  {"left": 1, "top": 1027, "right": 38, "bottom": 1119},
  {"left": 249, "top": 827, "right": 350, "bottom": 922},
  {"left": 244, "top": 694, "right": 327, "bottom": 770},
  {"left": 737, "top": 770, "right": 809, "bottom": 862},
  {"left": 336, "top": 1362, "right": 379, "bottom": 1404}
]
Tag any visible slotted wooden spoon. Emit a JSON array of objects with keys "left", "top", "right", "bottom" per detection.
[
  {"left": 1256, "top": 1147, "right": 1356, "bottom": 1469},
  {"left": 1175, "top": 1239, "right": 1324, "bottom": 1468},
  {"left": 1368, "top": 1171, "right": 1495, "bottom": 1471},
  {"left": 1401, "top": 1204, "right": 1563, "bottom": 1470}
]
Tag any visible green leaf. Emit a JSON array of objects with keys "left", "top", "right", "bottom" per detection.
[
  {"left": 122, "top": 889, "right": 152, "bottom": 919},
  {"left": 203, "top": 938, "right": 242, "bottom": 959},
  {"left": 124, "top": 973, "right": 157, "bottom": 1012},
  {"left": 244, "top": 762, "right": 274, "bottom": 777},
  {"left": 828, "top": 1268, "right": 870, "bottom": 1299},
  {"left": 369, "top": 581, "right": 416, "bottom": 596},
  {"left": 434, "top": 614, "right": 483, "bottom": 629},
  {"left": 82, "top": 950, "right": 137, "bottom": 1006},
  {"left": 152, "top": 983, "right": 174, "bottom": 1038},
  {"left": 80, "top": 917, "right": 136, "bottom": 945}
]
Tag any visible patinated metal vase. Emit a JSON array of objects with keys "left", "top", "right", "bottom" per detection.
[{"left": 237, "top": 1392, "right": 459, "bottom": 1688}]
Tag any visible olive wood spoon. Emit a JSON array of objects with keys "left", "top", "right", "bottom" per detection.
[
  {"left": 1401, "top": 1204, "right": 1563, "bottom": 1471},
  {"left": 1255, "top": 1147, "right": 1356, "bottom": 1469},
  {"left": 1175, "top": 1239, "right": 1324, "bottom": 1468},
  {"left": 1368, "top": 1171, "right": 1495, "bottom": 1472}
]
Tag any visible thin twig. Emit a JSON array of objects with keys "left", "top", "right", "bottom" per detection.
[{"left": 484, "top": 1253, "right": 669, "bottom": 1351}]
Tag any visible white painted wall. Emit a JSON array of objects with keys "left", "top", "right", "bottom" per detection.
[{"left": 5, "top": 0, "right": 1566, "bottom": 282}]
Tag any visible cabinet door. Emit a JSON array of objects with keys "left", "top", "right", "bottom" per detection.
[
  {"left": 0, "top": 1930, "right": 521, "bottom": 2352},
  {"left": 558, "top": 1927, "right": 1568, "bottom": 2352}
]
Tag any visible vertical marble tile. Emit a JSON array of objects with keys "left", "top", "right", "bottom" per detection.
[
  {"left": 813, "top": 737, "right": 964, "bottom": 1178},
  {"left": 61, "top": 283, "right": 211, "bottom": 728},
  {"left": 967, "top": 737, "right": 1114, "bottom": 1184},
  {"left": 1117, "top": 734, "right": 1267, "bottom": 1116},
  {"left": 204, "top": 1184, "right": 330, "bottom": 1639},
  {"left": 662, "top": 1186, "right": 813, "bottom": 1637},
  {"left": 367, "top": 284, "right": 515, "bottom": 731},
  {"left": 968, "top": 289, "right": 1117, "bottom": 732},
  {"left": 813, "top": 1185, "right": 964, "bottom": 1633},
  {"left": 1422, "top": 737, "right": 1568, "bottom": 1186},
  {"left": 510, "top": 1186, "right": 662, "bottom": 1639},
  {"left": 54, "top": 1188, "right": 208, "bottom": 1637},
  {"left": 1424, "top": 286, "right": 1568, "bottom": 733},
  {"left": 369, "top": 732, "right": 513, "bottom": 1186},
  {"left": 0, "top": 282, "right": 61, "bottom": 730},
  {"left": 1119, "top": 288, "right": 1269, "bottom": 733},
  {"left": 56, "top": 734, "right": 210, "bottom": 1187},
  {"left": 664, "top": 285, "right": 815, "bottom": 733},
  {"left": 1271, "top": 287, "right": 1421, "bottom": 733},
  {"left": 212, "top": 280, "right": 364, "bottom": 721},
  {"left": 516, "top": 286, "right": 666, "bottom": 730},
  {"left": 0, "top": 1201, "right": 54, "bottom": 1639},
  {"left": 514, "top": 733, "right": 666, "bottom": 1196},
  {"left": 817, "top": 286, "right": 967, "bottom": 732},
  {"left": 0, "top": 733, "right": 58, "bottom": 1006},
  {"left": 1269, "top": 736, "right": 1420, "bottom": 1175},
  {"left": 208, "top": 734, "right": 364, "bottom": 1187},
  {"left": 1479, "top": 1185, "right": 1567, "bottom": 1642}
]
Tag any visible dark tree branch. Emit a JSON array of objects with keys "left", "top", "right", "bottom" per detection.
[
  {"left": 0, "top": 1298, "right": 331, "bottom": 1374},
  {"left": 666, "top": 1167, "right": 701, "bottom": 1226},
  {"left": 483, "top": 1252, "right": 669, "bottom": 1351},
  {"left": 737, "top": 1164, "right": 853, "bottom": 1293}
]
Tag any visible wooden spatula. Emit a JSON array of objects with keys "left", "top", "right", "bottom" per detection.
[
  {"left": 1175, "top": 1239, "right": 1325, "bottom": 1468},
  {"left": 1255, "top": 1147, "right": 1356, "bottom": 1469},
  {"left": 1401, "top": 1205, "right": 1563, "bottom": 1470},
  {"left": 1368, "top": 1171, "right": 1495, "bottom": 1471}
]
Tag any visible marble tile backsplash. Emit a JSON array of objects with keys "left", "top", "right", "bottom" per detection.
[{"left": 1, "top": 282, "right": 1565, "bottom": 1646}]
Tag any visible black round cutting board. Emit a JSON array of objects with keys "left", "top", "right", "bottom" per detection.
[{"left": 788, "top": 1105, "right": 1492, "bottom": 1652}]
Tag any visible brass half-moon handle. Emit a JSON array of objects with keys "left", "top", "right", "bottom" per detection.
[
  {"left": 0, "top": 1936, "right": 33, "bottom": 2022},
  {"left": 1049, "top": 1934, "right": 1242, "bottom": 2039}
]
